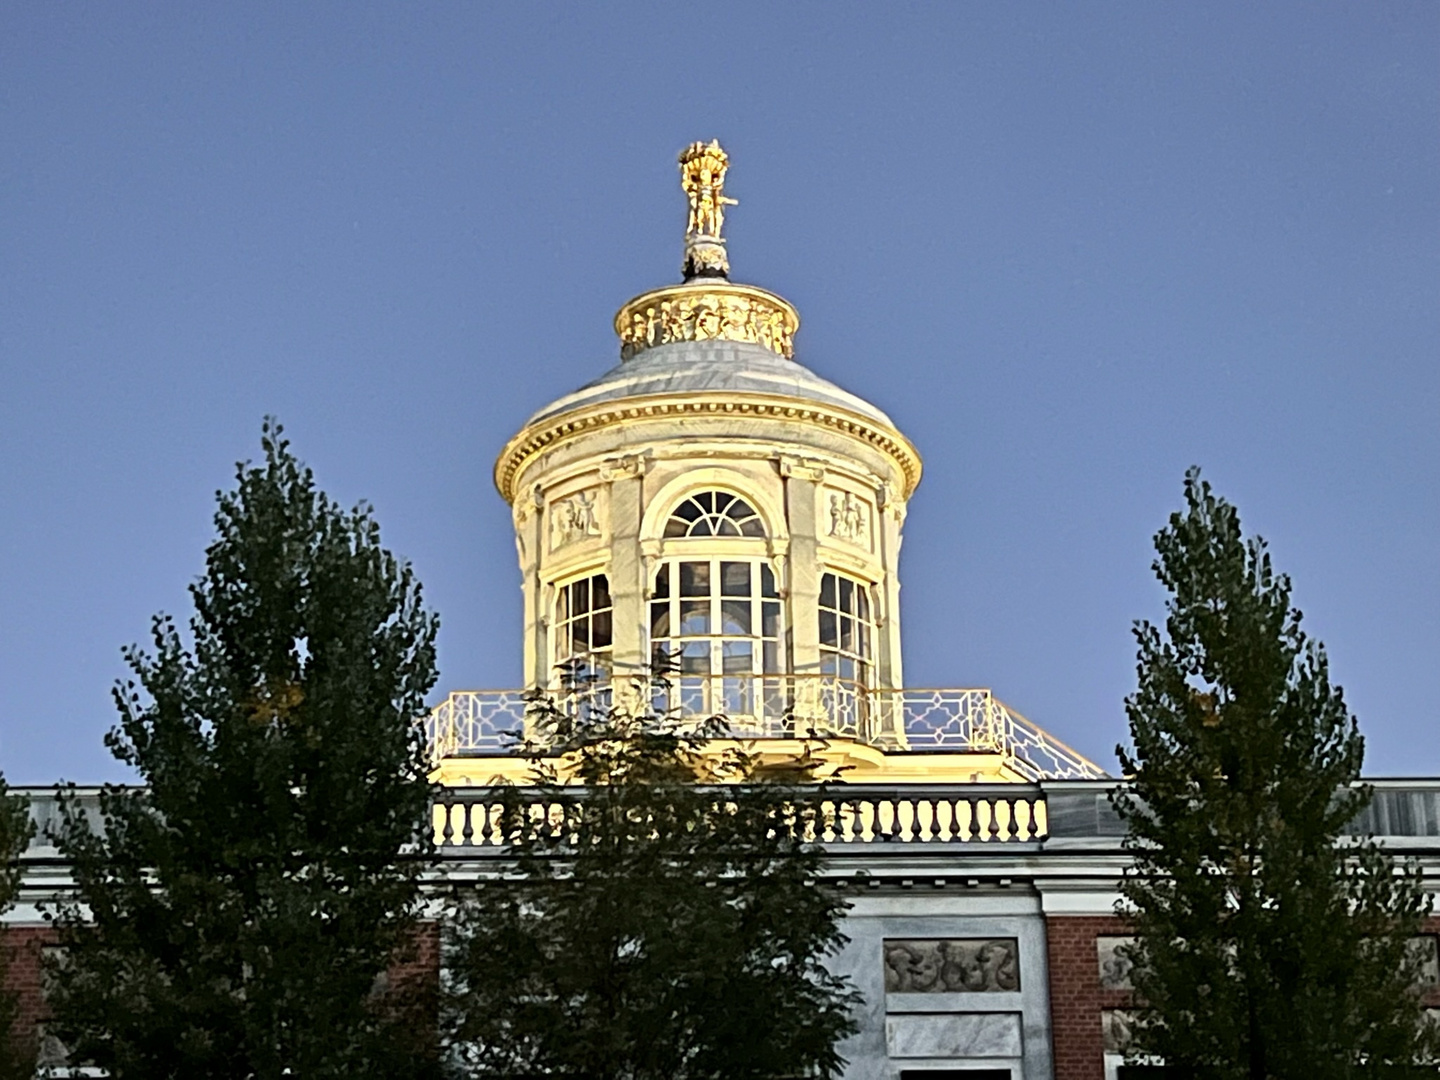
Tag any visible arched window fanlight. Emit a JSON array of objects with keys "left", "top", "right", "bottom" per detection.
[{"left": 664, "top": 491, "right": 766, "bottom": 539}]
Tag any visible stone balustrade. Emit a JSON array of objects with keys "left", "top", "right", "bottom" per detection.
[{"left": 431, "top": 784, "right": 1050, "bottom": 849}]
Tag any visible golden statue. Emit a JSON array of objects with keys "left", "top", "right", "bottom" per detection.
[{"left": 679, "top": 139, "right": 737, "bottom": 278}]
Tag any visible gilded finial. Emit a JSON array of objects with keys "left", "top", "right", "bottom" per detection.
[{"left": 679, "top": 139, "right": 737, "bottom": 279}]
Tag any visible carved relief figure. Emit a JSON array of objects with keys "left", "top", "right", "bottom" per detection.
[
  {"left": 883, "top": 939, "right": 1019, "bottom": 993},
  {"left": 550, "top": 491, "right": 600, "bottom": 549},
  {"left": 828, "top": 491, "right": 868, "bottom": 546},
  {"left": 1096, "top": 936, "right": 1135, "bottom": 990}
]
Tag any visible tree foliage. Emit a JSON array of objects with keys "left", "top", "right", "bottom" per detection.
[
  {"left": 46, "top": 420, "right": 441, "bottom": 1079},
  {"left": 1114, "top": 468, "right": 1438, "bottom": 1078},
  {"left": 0, "top": 773, "right": 35, "bottom": 1079},
  {"left": 441, "top": 679, "right": 861, "bottom": 1079}
]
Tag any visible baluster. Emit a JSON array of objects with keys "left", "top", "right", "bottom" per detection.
[
  {"left": 460, "top": 800, "right": 476, "bottom": 845},
  {"left": 441, "top": 801, "right": 456, "bottom": 847},
  {"left": 916, "top": 799, "right": 934, "bottom": 842},
  {"left": 935, "top": 799, "right": 953, "bottom": 842},
  {"left": 956, "top": 798, "right": 973, "bottom": 842},
  {"left": 896, "top": 799, "right": 915, "bottom": 842},
  {"left": 976, "top": 799, "right": 993, "bottom": 843},
  {"left": 837, "top": 800, "right": 855, "bottom": 842},
  {"left": 878, "top": 799, "right": 896, "bottom": 840},
  {"left": 1013, "top": 798, "right": 1033, "bottom": 841},
  {"left": 820, "top": 800, "right": 836, "bottom": 843},
  {"left": 859, "top": 800, "right": 876, "bottom": 842},
  {"left": 1033, "top": 797, "right": 1049, "bottom": 841},
  {"left": 994, "top": 798, "right": 1013, "bottom": 842}
]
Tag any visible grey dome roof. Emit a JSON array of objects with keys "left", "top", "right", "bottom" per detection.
[{"left": 525, "top": 340, "right": 896, "bottom": 429}]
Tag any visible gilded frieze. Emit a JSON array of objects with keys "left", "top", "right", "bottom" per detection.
[{"left": 616, "top": 285, "right": 798, "bottom": 360}]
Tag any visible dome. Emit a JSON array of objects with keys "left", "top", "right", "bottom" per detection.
[{"left": 526, "top": 339, "right": 897, "bottom": 430}]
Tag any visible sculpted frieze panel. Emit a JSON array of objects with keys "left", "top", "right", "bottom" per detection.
[
  {"left": 825, "top": 489, "right": 870, "bottom": 549},
  {"left": 549, "top": 490, "right": 601, "bottom": 551},
  {"left": 882, "top": 938, "right": 1020, "bottom": 994},
  {"left": 1096, "top": 935, "right": 1135, "bottom": 990}
]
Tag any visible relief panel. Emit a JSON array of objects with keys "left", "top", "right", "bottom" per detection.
[
  {"left": 549, "top": 489, "right": 602, "bottom": 552},
  {"left": 1096, "top": 935, "right": 1135, "bottom": 990},
  {"left": 883, "top": 938, "right": 1020, "bottom": 994},
  {"left": 823, "top": 487, "right": 872, "bottom": 552}
]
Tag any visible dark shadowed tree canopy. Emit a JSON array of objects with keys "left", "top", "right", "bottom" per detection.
[
  {"left": 441, "top": 683, "right": 861, "bottom": 1080},
  {"left": 1113, "top": 468, "right": 1438, "bottom": 1079},
  {"left": 0, "top": 774, "right": 35, "bottom": 1079},
  {"left": 46, "top": 420, "right": 441, "bottom": 1079}
]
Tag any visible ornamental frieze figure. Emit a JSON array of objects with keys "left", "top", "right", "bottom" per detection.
[
  {"left": 883, "top": 938, "right": 1021, "bottom": 993},
  {"left": 617, "top": 290, "right": 796, "bottom": 360}
]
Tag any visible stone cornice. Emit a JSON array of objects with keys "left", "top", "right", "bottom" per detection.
[{"left": 494, "top": 391, "right": 924, "bottom": 504}]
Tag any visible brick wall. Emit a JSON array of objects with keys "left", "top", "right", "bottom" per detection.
[
  {"left": 0, "top": 922, "right": 441, "bottom": 1059},
  {"left": 1048, "top": 914, "right": 1440, "bottom": 1080},
  {"left": 1046, "top": 916, "right": 1129, "bottom": 1080},
  {"left": 2, "top": 925, "right": 56, "bottom": 1060}
]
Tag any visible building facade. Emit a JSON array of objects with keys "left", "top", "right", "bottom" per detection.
[{"left": 9, "top": 142, "right": 1440, "bottom": 1079}]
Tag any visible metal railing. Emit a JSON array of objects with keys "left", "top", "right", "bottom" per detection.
[
  {"left": 423, "top": 675, "right": 1107, "bottom": 781},
  {"left": 432, "top": 783, "right": 1049, "bottom": 848}
]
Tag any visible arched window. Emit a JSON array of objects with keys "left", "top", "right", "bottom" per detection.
[
  {"left": 819, "top": 572, "right": 873, "bottom": 687},
  {"left": 649, "top": 559, "right": 784, "bottom": 721},
  {"left": 664, "top": 491, "right": 766, "bottom": 538},
  {"left": 553, "top": 574, "right": 612, "bottom": 679}
]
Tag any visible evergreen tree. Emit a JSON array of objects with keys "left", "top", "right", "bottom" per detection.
[
  {"left": 441, "top": 679, "right": 861, "bottom": 1079},
  {"left": 1114, "top": 468, "right": 1438, "bottom": 1078},
  {"left": 0, "top": 773, "right": 35, "bottom": 1078},
  {"left": 45, "top": 420, "right": 441, "bottom": 1079}
]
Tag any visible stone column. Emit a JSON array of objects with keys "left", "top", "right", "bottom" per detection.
[
  {"left": 514, "top": 487, "right": 546, "bottom": 689},
  {"left": 779, "top": 454, "right": 826, "bottom": 730},
  {"left": 601, "top": 453, "right": 648, "bottom": 710}
]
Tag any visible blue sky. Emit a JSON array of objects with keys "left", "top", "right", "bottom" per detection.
[{"left": 2, "top": 3, "right": 1436, "bottom": 783}]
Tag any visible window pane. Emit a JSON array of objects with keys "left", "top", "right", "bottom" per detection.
[
  {"left": 697, "top": 491, "right": 716, "bottom": 513},
  {"left": 762, "top": 601, "right": 780, "bottom": 638},
  {"left": 572, "top": 580, "right": 590, "bottom": 615},
  {"left": 838, "top": 656, "right": 856, "bottom": 681},
  {"left": 740, "top": 519, "right": 765, "bottom": 538},
  {"left": 651, "top": 642, "right": 673, "bottom": 670},
  {"left": 760, "top": 563, "right": 777, "bottom": 598},
  {"left": 680, "top": 641, "right": 710, "bottom": 674},
  {"left": 592, "top": 575, "right": 611, "bottom": 611},
  {"left": 572, "top": 619, "right": 590, "bottom": 650},
  {"left": 838, "top": 577, "right": 854, "bottom": 611},
  {"left": 680, "top": 600, "right": 709, "bottom": 635},
  {"left": 840, "top": 615, "right": 854, "bottom": 652},
  {"left": 722, "top": 641, "right": 753, "bottom": 674},
  {"left": 716, "top": 518, "right": 740, "bottom": 537},
  {"left": 857, "top": 586, "right": 869, "bottom": 619},
  {"left": 650, "top": 602, "right": 670, "bottom": 638},
  {"left": 720, "top": 561, "right": 751, "bottom": 596},
  {"left": 652, "top": 564, "right": 670, "bottom": 598},
  {"left": 556, "top": 586, "right": 570, "bottom": 623},
  {"left": 819, "top": 652, "right": 838, "bottom": 675},
  {"left": 721, "top": 599, "right": 751, "bottom": 635},
  {"left": 820, "top": 573, "right": 837, "bottom": 608},
  {"left": 679, "top": 561, "right": 710, "bottom": 597},
  {"left": 729, "top": 497, "right": 754, "bottom": 518},
  {"left": 592, "top": 610, "right": 612, "bottom": 648},
  {"left": 676, "top": 498, "right": 705, "bottom": 521},
  {"left": 664, "top": 517, "right": 689, "bottom": 538},
  {"left": 763, "top": 640, "right": 781, "bottom": 674},
  {"left": 819, "top": 609, "right": 837, "bottom": 646}
]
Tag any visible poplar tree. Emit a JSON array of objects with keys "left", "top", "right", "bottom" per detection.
[
  {"left": 46, "top": 420, "right": 441, "bottom": 1079},
  {"left": 441, "top": 685, "right": 861, "bottom": 1079},
  {"left": 1114, "top": 468, "right": 1438, "bottom": 1078}
]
